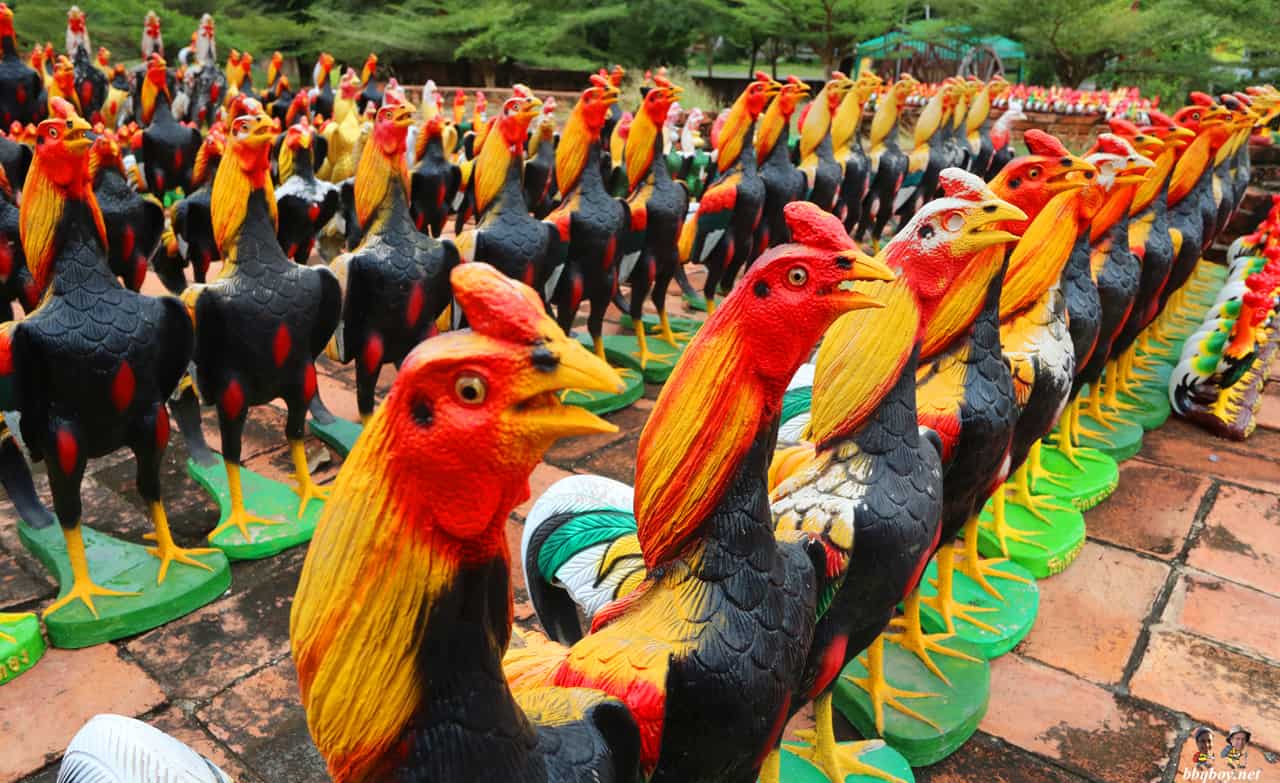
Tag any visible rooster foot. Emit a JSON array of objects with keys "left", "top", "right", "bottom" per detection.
[
  {"left": 43, "top": 578, "right": 138, "bottom": 620},
  {"left": 142, "top": 532, "right": 218, "bottom": 584},
  {"left": 209, "top": 509, "right": 285, "bottom": 543},
  {"left": 292, "top": 479, "right": 331, "bottom": 517},
  {"left": 885, "top": 617, "right": 976, "bottom": 685}
]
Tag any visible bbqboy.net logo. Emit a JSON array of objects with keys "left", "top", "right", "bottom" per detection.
[{"left": 1181, "top": 769, "right": 1263, "bottom": 781}]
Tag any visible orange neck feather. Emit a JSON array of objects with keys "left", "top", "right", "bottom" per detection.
[
  {"left": 634, "top": 300, "right": 767, "bottom": 568},
  {"left": 211, "top": 149, "right": 275, "bottom": 258},
  {"left": 20, "top": 158, "right": 107, "bottom": 293},
  {"left": 920, "top": 245, "right": 1004, "bottom": 359},
  {"left": 624, "top": 108, "right": 659, "bottom": 193},
  {"left": 355, "top": 141, "right": 408, "bottom": 231},
  {"left": 715, "top": 95, "right": 753, "bottom": 174},
  {"left": 1000, "top": 188, "right": 1081, "bottom": 319},
  {"left": 473, "top": 120, "right": 515, "bottom": 215},
  {"left": 555, "top": 107, "right": 593, "bottom": 196}
]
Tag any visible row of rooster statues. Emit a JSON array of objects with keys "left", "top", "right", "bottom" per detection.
[{"left": 0, "top": 4, "right": 1278, "bottom": 783}]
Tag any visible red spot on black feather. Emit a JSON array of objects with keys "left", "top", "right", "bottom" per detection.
[
  {"left": 362, "top": 333, "right": 383, "bottom": 374},
  {"left": 220, "top": 379, "right": 244, "bottom": 419},
  {"left": 302, "top": 362, "right": 317, "bottom": 402},
  {"left": 110, "top": 362, "right": 136, "bottom": 412},
  {"left": 272, "top": 324, "right": 292, "bottom": 367},
  {"left": 56, "top": 428, "right": 78, "bottom": 475},
  {"left": 154, "top": 405, "right": 170, "bottom": 449},
  {"left": 405, "top": 284, "right": 424, "bottom": 328},
  {"left": 122, "top": 226, "right": 135, "bottom": 259}
]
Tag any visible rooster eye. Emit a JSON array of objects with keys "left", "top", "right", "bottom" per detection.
[
  {"left": 48, "top": 127, "right": 58, "bottom": 139},
  {"left": 786, "top": 266, "right": 808, "bottom": 287},
  {"left": 919, "top": 224, "right": 935, "bottom": 240},
  {"left": 1028, "top": 168, "right": 1040, "bottom": 179},
  {"left": 455, "top": 373, "right": 487, "bottom": 405}
]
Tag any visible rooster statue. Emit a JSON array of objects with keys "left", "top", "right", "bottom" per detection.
[
  {"left": 321, "top": 97, "right": 458, "bottom": 448},
  {"left": 677, "top": 72, "right": 779, "bottom": 312},
  {"left": 857, "top": 74, "right": 917, "bottom": 247},
  {"left": 754, "top": 76, "right": 810, "bottom": 252},
  {"left": 308, "top": 52, "right": 335, "bottom": 122},
  {"left": 0, "top": 4, "right": 45, "bottom": 128},
  {"left": 139, "top": 54, "right": 199, "bottom": 200},
  {"left": 89, "top": 128, "right": 164, "bottom": 291},
  {"left": 51, "top": 268, "right": 641, "bottom": 782},
  {"left": 64, "top": 7, "right": 107, "bottom": 123},
  {"left": 611, "top": 74, "right": 689, "bottom": 375},
  {"left": 274, "top": 117, "right": 339, "bottom": 264},
  {"left": 181, "top": 98, "right": 340, "bottom": 556},
  {"left": 0, "top": 163, "right": 34, "bottom": 318},
  {"left": 409, "top": 91, "right": 460, "bottom": 238},
  {"left": 0, "top": 99, "right": 226, "bottom": 646},
  {"left": 797, "top": 72, "right": 852, "bottom": 214},
  {"left": 832, "top": 67, "right": 881, "bottom": 235},
  {"left": 525, "top": 98, "right": 558, "bottom": 218},
  {"left": 544, "top": 75, "right": 628, "bottom": 362},
  {"left": 965, "top": 75, "right": 1009, "bottom": 178},
  {"left": 181, "top": 14, "right": 225, "bottom": 129},
  {"left": 768, "top": 171, "right": 1024, "bottom": 780},
  {"left": 453, "top": 88, "right": 558, "bottom": 302},
  {"left": 165, "top": 127, "right": 225, "bottom": 291},
  {"left": 507, "top": 202, "right": 895, "bottom": 782}
]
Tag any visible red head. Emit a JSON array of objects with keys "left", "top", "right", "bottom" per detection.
[
  {"left": 67, "top": 6, "right": 86, "bottom": 36},
  {"left": 574, "top": 73, "right": 620, "bottom": 136},
  {"left": 316, "top": 52, "right": 334, "bottom": 80},
  {"left": 496, "top": 88, "right": 542, "bottom": 152},
  {"left": 634, "top": 202, "right": 893, "bottom": 566},
  {"left": 53, "top": 56, "right": 75, "bottom": 93},
  {"left": 777, "top": 75, "right": 811, "bottom": 117},
  {"left": 285, "top": 89, "right": 311, "bottom": 127},
  {"left": 144, "top": 11, "right": 161, "bottom": 39},
  {"left": 0, "top": 5, "right": 14, "bottom": 40},
  {"left": 372, "top": 99, "right": 412, "bottom": 156},
  {"left": 96, "top": 46, "right": 110, "bottom": 67},
  {"left": 226, "top": 99, "right": 274, "bottom": 177},
  {"left": 361, "top": 53, "right": 377, "bottom": 83},
  {"left": 608, "top": 64, "right": 625, "bottom": 87},
  {"left": 640, "top": 74, "right": 682, "bottom": 127},
  {"left": 338, "top": 67, "right": 360, "bottom": 100},
  {"left": 989, "top": 129, "right": 1095, "bottom": 232},
  {"left": 88, "top": 128, "right": 124, "bottom": 178},
  {"left": 744, "top": 70, "right": 780, "bottom": 119},
  {"left": 283, "top": 119, "right": 314, "bottom": 152}
]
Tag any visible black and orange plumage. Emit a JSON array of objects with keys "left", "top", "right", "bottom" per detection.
[
  {"left": 856, "top": 74, "right": 916, "bottom": 246},
  {"left": 0, "top": 4, "right": 44, "bottom": 128},
  {"left": 167, "top": 127, "right": 224, "bottom": 290},
  {"left": 506, "top": 207, "right": 894, "bottom": 782},
  {"left": 545, "top": 75, "right": 629, "bottom": 358},
  {"left": 754, "top": 76, "right": 809, "bottom": 253},
  {"left": 0, "top": 98, "right": 200, "bottom": 617},
  {"left": 89, "top": 129, "right": 163, "bottom": 292},
  {"left": 185, "top": 98, "right": 341, "bottom": 539},
  {"left": 796, "top": 73, "right": 852, "bottom": 214},
  {"left": 0, "top": 161, "right": 34, "bottom": 317},
  {"left": 409, "top": 104, "right": 460, "bottom": 238},
  {"left": 274, "top": 118, "right": 338, "bottom": 264},
  {"left": 138, "top": 54, "right": 199, "bottom": 196},
  {"left": 327, "top": 97, "right": 458, "bottom": 421}
]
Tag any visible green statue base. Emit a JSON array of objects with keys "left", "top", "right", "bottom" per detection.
[
  {"left": 618, "top": 312, "right": 703, "bottom": 335},
  {"left": 308, "top": 396, "right": 363, "bottom": 457},
  {"left": 0, "top": 613, "right": 44, "bottom": 685},
  {"left": 187, "top": 458, "right": 323, "bottom": 560},
  {"left": 1033, "top": 443, "right": 1119, "bottom": 511},
  {"left": 1075, "top": 408, "right": 1144, "bottom": 462},
  {"left": 602, "top": 334, "right": 684, "bottom": 383},
  {"left": 975, "top": 495, "right": 1087, "bottom": 578},
  {"left": 776, "top": 741, "right": 916, "bottom": 783},
  {"left": 834, "top": 635, "right": 989, "bottom": 767},
  {"left": 918, "top": 557, "right": 1039, "bottom": 660},
  {"left": 19, "top": 519, "right": 230, "bottom": 649}
]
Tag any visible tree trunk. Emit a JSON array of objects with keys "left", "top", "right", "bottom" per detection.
[
  {"left": 748, "top": 40, "right": 758, "bottom": 77},
  {"left": 706, "top": 38, "right": 714, "bottom": 79},
  {"left": 481, "top": 60, "right": 497, "bottom": 88}
]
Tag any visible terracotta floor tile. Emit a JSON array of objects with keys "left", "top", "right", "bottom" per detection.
[
  {"left": 1138, "top": 419, "right": 1280, "bottom": 493},
  {"left": 1164, "top": 569, "right": 1280, "bottom": 664},
  {"left": 1087, "top": 461, "right": 1209, "bottom": 558},
  {"left": 982, "top": 654, "right": 1177, "bottom": 782},
  {"left": 1256, "top": 383, "right": 1279, "bottom": 431},
  {"left": 312, "top": 369, "right": 363, "bottom": 423},
  {"left": 125, "top": 548, "right": 304, "bottom": 700},
  {"left": 1020, "top": 541, "right": 1169, "bottom": 685},
  {"left": 196, "top": 657, "right": 328, "bottom": 783},
  {"left": 581, "top": 436, "right": 640, "bottom": 485},
  {"left": 0, "top": 645, "right": 166, "bottom": 781},
  {"left": 1131, "top": 629, "right": 1280, "bottom": 750},
  {"left": 0, "top": 546, "right": 51, "bottom": 607},
  {"left": 150, "top": 706, "right": 265, "bottom": 783},
  {"left": 1187, "top": 484, "right": 1280, "bottom": 595},
  {"left": 512, "top": 462, "right": 575, "bottom": 519},
  {"left": 916, "top": 732, "right": 1094, "bottom": 783}
]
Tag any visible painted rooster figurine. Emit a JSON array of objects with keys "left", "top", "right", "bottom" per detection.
[
  {"left": 139, "top": 54, "right": 199, "bottom": 198},
  {"left": 677, "top": 72, "right": 779, "bottom": 312},
  {"left": 327, "top": 97, "right": 458, "bottom": 422},
  {"left": 767, "top": 176, "right": 1022, "bottom": 781},
  {"left": 507, "top": 203, "right": 895, "bottom": 783},
  {"left": 167, "top": 127, "right": 225, "bottom": 290},
  {"left": 291, "top": 262, "right": 640, "bottom": 783},
  {"left": 454, "top": 88, "right": 558, "bottom": 299},
  {"left": 616, "top": 74, "right": 689, "bottom": 364},
  {"left": 0, "top": 163, "right": 34, "bottom": 318},
  {"left": 797, "top": 72, "right": 852, "bottom": 214},
  {"left": 409, "top": 94, "right": 461, "bottom": 238},
  {"left": 545, "top": 74, "right": 628, "bottom": 358},
  {"left": 274, "top": 118, "right": 339, "bottom": 264},
  {"left": 857, "top": 74, "right": 917, "bottom": 247},
  {"left": 832, "top": 67, "right": 882, "bottom": 235},
  {"left": 89, "top": 128, "right": 163, "bottom": 291},
  {"left": 0, "top": 99, "right": 202, "bottom": 615},
  {"left": 0, "top": 4, "right": 45, "bottom": 128},
  {"left": 754, "top": 76, "right": 810, "bottom": 252},
  {"left": 185, "top": 98, "right": 341, "bottom": 539}
]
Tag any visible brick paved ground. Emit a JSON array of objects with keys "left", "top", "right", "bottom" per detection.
[{"left": 1, "top": 269, "right": 1278, "bottom": 783}]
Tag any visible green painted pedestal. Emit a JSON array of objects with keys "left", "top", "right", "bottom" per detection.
[
  {"left": 19, "top": 520, "right": 230, "bottom": 648},
  {"left": 602, "top": 334, "right": 684, "bottom": 384},
  {"left": 975, "top": 497, "right": 1086, "bottom": 578},
  {"left": 187, "top": 458, "right": 322, "bottom": 560},
  {"left": 0, "top": 614, "right": 44, "bottom": 685},
  {"left": 834, "top": 635, "right": 989, "bottom": 767},
  {"left": 1075, "top": 409, "right": 1145, "bottom": 462},
  {"left": 1119, "top": 380, "right": 1173, "bottom": 431},
  {"left": 1033, "top": 444, "right": 1119, "bottom": 511},
  {"left": 777, "top": 742, "right": 915, "bottom": 783},
  {"left": 618, "top": 312, "right": 703, "bottom": 335},
  {"left": 918, "top": 558, "right": 1039, "bottom": 659}
]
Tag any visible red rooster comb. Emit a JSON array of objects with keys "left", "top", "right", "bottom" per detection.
[
  {"left": 937, "top": 167, "right": 994, "bottom": 200},
  {"left": 451, "top": 262, "right": 547, "bottom": 344},
  {"left": 1147, "top": 109, "right": 1175, "bottom": 128},
  {"left": 589, "top": 73, "right": 609, "bottom": 90},
  {"left": 1093, "top": 133, "right": 1136, "bottom": 158},
  {"left": 754, "top": 70, "right": 771, "bottom": 84},
  {"left": 1023, "top": 128, "right": 1071, "bottom": 157},
  {"left": 46, "top": 96, "right": 78, "bottom": 122},
  {"left": 1189, "top": 92, "right": 1215, "bottom": 106},
  {"left": 783, "top": 201, "right": 855, "bottom": 252},
  {"left": 1108, "top": 117, "right": 1142, "bottom": 136}
]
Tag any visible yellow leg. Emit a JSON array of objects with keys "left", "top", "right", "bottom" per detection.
[
  {"left": 706, "top": 297, "right": 717, "bottom": 316},
  {"left": 592, "top": 335, "right": 606, "bottom": 361},
  {"left": 932, "top": 531, "right": 1010, "bottom": 625},
  {"left": 633, "top": 326, "right": 656, "bottom": 370},
  {"left": 759, "top": 748, "right": 781, "bottom": 783},
  {"left": 43, "top": 526, "right": 139, "bottom": 619},
  {"left": 1103, "top": 360, "right": 1141, "bottom": 412},
  {"left": 1007, "top": 459, "right": 1069, "bottom": 522},
  {"left": 1079, "top": 378, "right": 1124, "bottom": 435},
  {"left": 1048, "top": 399, "right": 1088, "bottom": 472},
  {"left": 657, "top": 311, "right": 687, "bottom": 349},
  {"left": 887, "top": 579, "right": 980, "bottom": 684},
  {"left": 143, "top": 501, "right": 217, "bottom": 584},
  {"left": 785, "top": 689, "right": 911, "bottom": 783},
  {"left": 842, "top": 635, "right": 940, "bottom": 736},
  {"left": 359, "top": 412, "right": 373, "bottom": 426},
  {"left": 208, "top": 461, "right": 286, "bottom": 541},
  {"left": 290, "top": 439, "right": 331, "bottom": 517},
  {"left": 978, "top": 490, "right": 1048, "bottom": 572}
]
